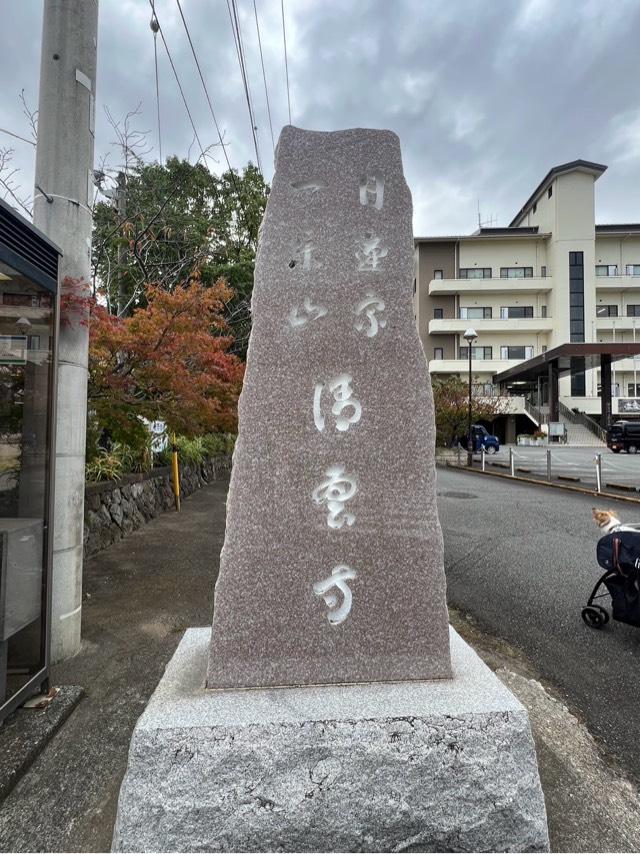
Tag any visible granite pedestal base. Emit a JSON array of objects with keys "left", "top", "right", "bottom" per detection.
[{"left": 112, "top": 628, "right": 549, "bottom": 853}]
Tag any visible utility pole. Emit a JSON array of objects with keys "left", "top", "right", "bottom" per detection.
[
  {"left": 116, "top": 170, "right": 127, "bottom": 315},
  {"left": 33, "top": 0, "right": 99, "bottom": 662}
]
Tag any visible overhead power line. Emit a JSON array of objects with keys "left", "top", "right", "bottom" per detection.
[
  {"left": 150, "top": 5, "right": 163, "bottom": 164},
  {"left": 0, "top": 126, "right": 36, "bottom": 147},
  {"left": 226, "top": 0, "right": 263, "bottom": 174},
  {"left": 281, "top": 0, "right": 292, "bottom": 125},
  {"left": 174, "top": 0, "right": 236, "bottom": 177},
  {"left": 173, "top": 0, "right": 267, "bottom": 244},
  {"left": 253, "top": 0, "right": 275, "bottom": 158},
  {"left": 147, "top": 0, "right": 207, "bottom": 164}
]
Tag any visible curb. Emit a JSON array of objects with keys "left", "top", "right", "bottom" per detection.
[
  {"left": 438, "top": 461, "right": 640, "bottom": 505},
  {"left": 0, "top": 685, "right": 84, "bottom": 802}
]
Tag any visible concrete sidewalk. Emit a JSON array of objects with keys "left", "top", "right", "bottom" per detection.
[
  {"left": 1, "top": 477, "right": 639, "bottom": 851},
  {"left": 0, "top": 480, "right": 228, "bottom": 853}
]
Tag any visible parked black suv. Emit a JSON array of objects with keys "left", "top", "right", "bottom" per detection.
[{"left": 607, "top": 420, "right": 640, "bottom": 453}]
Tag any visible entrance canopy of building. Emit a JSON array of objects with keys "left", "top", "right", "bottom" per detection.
[{"left": 493, "top": 343, "right": 640, "bottom": 427}]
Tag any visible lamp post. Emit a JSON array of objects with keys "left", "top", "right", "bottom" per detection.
[{"left": 464, "top": 327, "right": 478, "bottom": 466}]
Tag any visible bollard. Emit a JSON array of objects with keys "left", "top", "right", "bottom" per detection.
[
  {"left": 546, "top": 448, "right": 551, "bottom": 481},
  {"left": 481, "top": 447, "right": 486, "bottom": 472},
  {"left": 510, "top": 448, "right": 515, "bottom": 477},
  {"left": 171, "top": 437, "right": 181, "bottom": 512},
  {"left": 595, "top": 453, "right": 602, "bottom": 494}
]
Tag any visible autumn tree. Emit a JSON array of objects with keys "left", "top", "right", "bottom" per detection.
[
  {"left": 431, "top": 376, "right": 509, "bottom": 447},
  {"left": 88, "top": 278, "right": 244, "bottom": 448},
  {"left": 92, "top": 156, "right": 268, "bottom": 356}
]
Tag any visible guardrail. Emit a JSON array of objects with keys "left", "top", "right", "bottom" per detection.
[
  {"left": 439, "top": 446, "right": 640, "bottom": 499},
  {"left": 558, "top": 402, "right": 607, "bottom": 443},
  {"left": 524, "top": 399, "right": 543, "bottom": 426}
]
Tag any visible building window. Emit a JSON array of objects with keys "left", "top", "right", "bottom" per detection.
[
  {"left": 541, "top": 305, "right": 547, "bottom": 317},
  {"left": 459, "top": 268, "right": 491, "bottom": 279},
  {"left": 459, "top": 306, "right": 491, "bottom": 319},
  {"left": 433, "top": 348, "right": 444, "bottom": 360},
  {"left": 626, "top": 264, "right": 640, "bottom": 276},
  {"left": 542, "top": 345, "right": 547, "bottom": 353},
  {"left": 2, "top": 292, "right": 51, "bottom": 308},
  {"left": 459, "top": 346, "right": 493, "bottom": 360},
  {"left": 433, "top": 307, "right": 444, "bottom": 319},
  {"left": 595, "top": 265, "right": 618, "bottom": 276},
  {"left": 627, "top": 305, "right": 640, "bottom": 317},
  {"left": 569, "top": 251, "right": 585, "bottom": 343},
  {"left": 541, "top": 265, "right": 547, "bottom": 277},
  {"left": 500, "top": 306, "right": 534, "bottom": 319},
  {"left": 499, "top": 267, "right": 533, "bottom": 278},
  {"left": 596, "top": 305, "right": 619, "bottom": 317},
  {"left": 433, "top": 269, "right": 443, "bottom": 279},
  {"left": 532, "top": 202, "right": 537, "bottom": 213},
  {"left": 500, "top": 345, "right": 534, "bottom": 360},
  {"left": 628, "top": 384, "right": 640, "bottom": 397},
  {"left": 548, "top": 185, "right": 553, "bottom": 198}
]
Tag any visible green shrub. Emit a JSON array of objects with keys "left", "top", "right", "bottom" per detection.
[
  {"left": 201, "top": 432, "right": 236, "bottom": 456},
  {"left": 86, "top": 445, "right": 126, "bottom": 482},
  {"left": 155, "top": 433, "right": 236, "bottom": 468}
]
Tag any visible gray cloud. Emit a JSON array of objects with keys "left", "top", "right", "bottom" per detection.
[{"left": 2, "top": 0, "right": 640, "bottom": 233}]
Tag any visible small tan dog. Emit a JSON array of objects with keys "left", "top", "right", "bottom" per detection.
[{"left": 592, "top": 508, "right": 635, "bottom": 534}]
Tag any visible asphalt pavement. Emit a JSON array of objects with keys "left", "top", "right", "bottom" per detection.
[
  {"left": 489, "top": 445, "right": 640, "bottom": 491},
  {"left": 438, "top": 466, "right": 640, "bottom": 783}
]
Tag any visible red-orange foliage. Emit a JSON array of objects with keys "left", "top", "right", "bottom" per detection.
[{"left": 89, "top": 278, "right": 244, "bottom": 438}]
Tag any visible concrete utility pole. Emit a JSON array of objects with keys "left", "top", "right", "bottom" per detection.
[{"left": 33, "top": 0, "right": 99, "bottom": 662}]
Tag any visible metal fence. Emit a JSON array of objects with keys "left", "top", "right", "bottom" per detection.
[{"left": 441, "top": 446, "right": 639, "bottom": 497}]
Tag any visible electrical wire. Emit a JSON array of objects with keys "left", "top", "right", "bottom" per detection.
[
  {"left": 0, "top": 127, "right": 35, "bottom": 146},
  {"left": 173, "top": 0, "right": 265, "bottom": 242},
  {"left": 150, "top": 4, "right": 163, "bottom": 165},
  {"left": 174, "top": 0, "right": 235, "bottom": 176},
  {"left": 281, "top": 0, "right": 292, "bottom": 125},
  {"left": 147, "top": 0, "right": 207, "bottom": 164},
  {"left": 252, "top": 0, "right": 275, "bottom": 158},
  {"left": 226, "top": 0, "right": 263, "bottom": 174}
]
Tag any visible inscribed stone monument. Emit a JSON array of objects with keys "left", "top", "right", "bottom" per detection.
[
  {"left": 207, "top": 126, "right": 451, "bottom": 688},
  {"left": 111, "top": 127, "right": 549, "bottom": 853}
]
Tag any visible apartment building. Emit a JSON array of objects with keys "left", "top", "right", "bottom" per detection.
[{"left": 414, "top": 160, "right": 640, "bottom": 429}]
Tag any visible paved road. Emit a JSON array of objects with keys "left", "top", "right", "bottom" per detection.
[
  {"left": 438, "top": 466, "right": 640, "bottom": 782},
  {"left": 483, "top": 445, "right": 640, "bottom": 491}
]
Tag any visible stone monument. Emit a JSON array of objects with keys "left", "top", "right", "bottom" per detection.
[
  {"left": 207, "top": 125, "right": 451, "bottom": 690},
  {"left": 112, "top": 127, "right": 549, "bottom": 853}
]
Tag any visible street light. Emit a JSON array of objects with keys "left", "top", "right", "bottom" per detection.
[{"left": 464, "top": 327, "right": 478, "bottom": 466}]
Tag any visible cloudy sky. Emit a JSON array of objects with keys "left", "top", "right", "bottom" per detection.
[{"left": 2, "top": 0, "right": 640, "bottom": 234}]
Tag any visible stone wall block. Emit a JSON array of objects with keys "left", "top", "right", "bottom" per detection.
[{"left": 82, "top": 455, "right": 231, "bottom": 559}]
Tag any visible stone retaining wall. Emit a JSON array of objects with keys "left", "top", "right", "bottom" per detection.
[{"left": 83, "top": 454, "right": 232, "bottom": 558}]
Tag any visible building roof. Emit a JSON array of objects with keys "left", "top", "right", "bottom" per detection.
[
  {"left": 596, "top": 223, "right": 640, "bottom": 236},
  {"left": 414, "top": 228, "right": 551, "bottom": 245},
  {"left": 493, "top": 342, "right": 640, "bottom": 385},
  {"left": 509, "top": 159, "right": 607, "bottom": 227},
  {"left": 473, "top": 226, "right": 539, "bottom": 236}
]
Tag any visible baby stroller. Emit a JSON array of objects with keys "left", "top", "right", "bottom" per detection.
[{"left": 582, "top": 529, "right": 640, "bottom": 629}]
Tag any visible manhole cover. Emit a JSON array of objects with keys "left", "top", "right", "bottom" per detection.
[{"left": 437, "top": 491, "right": 478, "bottom": 500}]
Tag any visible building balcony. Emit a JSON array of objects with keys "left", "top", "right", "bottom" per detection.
[
  {"left": 429, "top": 316, "right": 553, "bottom": 335},
  {"left": 428, "top": 358, "right": 525, "bottom": 375},
  {"left": 594, "top": 316, "right": 640, "bottom": 332},
  {"left": 595, "top": 274, "right": 640, "bottom": 290},
  {"left": 428, "top": 276, "right": 553, "bottom": 296}
]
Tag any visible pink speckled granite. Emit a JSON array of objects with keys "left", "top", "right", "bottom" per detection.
[{"left": 207, "top": 126, "right": 451, "bottom": 689}]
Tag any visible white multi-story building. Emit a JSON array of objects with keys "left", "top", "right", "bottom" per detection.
[{"left": 414, "top": 159, "right": 640, "bottom": 438}]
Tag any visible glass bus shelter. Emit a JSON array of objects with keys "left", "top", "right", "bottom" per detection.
[{"left": 0, "top": 198, "right": 60, "bottom": 724}]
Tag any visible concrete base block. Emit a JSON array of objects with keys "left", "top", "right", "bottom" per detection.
[{"left": 112, "top": 628, "right": 549, "bottom": 852}]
